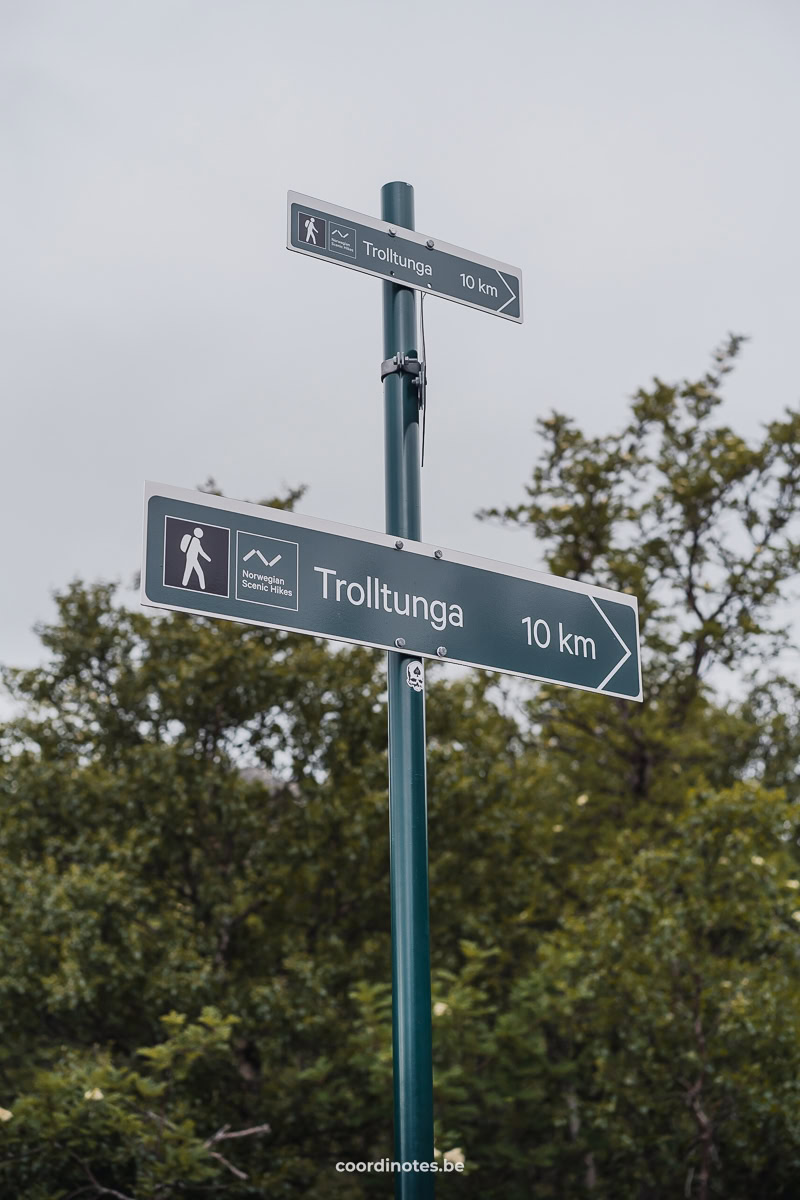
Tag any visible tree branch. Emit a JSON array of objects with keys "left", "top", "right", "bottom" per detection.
[
  {"left": 203, "top": 1121, "right": 271, "bottom": 1146},
  {"left": 206, "top": 1149, "right": 249, "bottom": 1180}
]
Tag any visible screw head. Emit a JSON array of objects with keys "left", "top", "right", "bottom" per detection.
[
  {"left": 436, "top": 646, "right": 447, "bottom": 657},
  {"left": 395, "top": 539, "right": 404, "bottom": 550},
  {"left": 426, "top": 238, "right": 434, "bottom": 249},
  {"left": 434, "top": 549, "right": 443, "bottom": 559},
  {"left": 388, "top": 226, "right": 397, "bottom": 236},
  {"left": 395, "top": 637, "right": 406, "bottom": 649}
]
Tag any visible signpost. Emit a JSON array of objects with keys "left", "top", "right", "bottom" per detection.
[
  {"left": 287, "top": 190, "right": 523, "bottom": 322},
  {"left": 143, "top": 182, "right": 640, "bottom": 1197},
  {"left": 141, "top": 482, "right": 642, "bottom": 701}
]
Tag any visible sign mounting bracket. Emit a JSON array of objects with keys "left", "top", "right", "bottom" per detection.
[{"left": 380, "top": 352, "right": 424, "bottom": 387}]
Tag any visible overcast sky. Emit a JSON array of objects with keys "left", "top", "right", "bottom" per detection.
[{"left": 2, "top": 0, "right": 799, "bottom": 678}]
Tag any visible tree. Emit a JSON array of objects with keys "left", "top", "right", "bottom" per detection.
[{"left": 432, "top": 335, "right": 800, "bottom": 1197}]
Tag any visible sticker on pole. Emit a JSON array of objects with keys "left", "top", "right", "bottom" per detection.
[{"left": 406, "top": 661, "right": 424, "bottom": 692}]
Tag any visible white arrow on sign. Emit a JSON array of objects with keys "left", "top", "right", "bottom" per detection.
[
  {"left": 495, "top": 271, "right": 519, "bottom": 315},
  {"left": 590, "top": 596, "right": 633, "bottom": 691}
]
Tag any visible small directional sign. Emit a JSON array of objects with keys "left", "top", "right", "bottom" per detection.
[
  {"left": 142, "top": 484, "right": 641, "bottom": 700},
  {"left": 287, "top": 191, "right": 523, "bottom": 323}
]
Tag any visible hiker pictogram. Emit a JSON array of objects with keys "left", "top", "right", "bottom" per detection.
[
  {"left": 163, "top": 516, "right": 230, "bottom": 598},
  {"left": 297, "top": 211, "right": 326, "bottom": 250},
  {"left": 180, "top": 527, "right": 211, "bottom": 589}
]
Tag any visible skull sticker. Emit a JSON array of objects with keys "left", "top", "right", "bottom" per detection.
[{"left": 406, "top": 661, "right": 424, "bottom": 692}]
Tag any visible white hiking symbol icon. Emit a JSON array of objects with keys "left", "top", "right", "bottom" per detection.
[
  {"left": 180, "top": 527, "right": 211, "bottom": 590},
  {"left": 303, "top": 216, "right": 318, "bottom": 245},
  {"left": 406, "top": 661, "right": 424, "bottom": 692}
]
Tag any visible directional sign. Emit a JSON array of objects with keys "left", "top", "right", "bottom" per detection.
[
  {"left": 287, "top": 191, "right": 523, "bottom": 323},
  {"left": 142, "top": 483, "right": 641, "bottom": 700}
]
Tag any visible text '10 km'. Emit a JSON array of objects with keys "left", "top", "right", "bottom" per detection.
[
  {"left": 459, "top": 273, "right": 498, "bottom": 297},
  {"left": 522, "top": 616, "right": 596, "bottom": 659}
]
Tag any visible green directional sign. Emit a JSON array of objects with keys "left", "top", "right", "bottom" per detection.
[
  {"left": 142, "top": 483, "right": 641, "bottom": 700},
  {"left": 287, "top": 191, "right": 523, "bottom": 323}
]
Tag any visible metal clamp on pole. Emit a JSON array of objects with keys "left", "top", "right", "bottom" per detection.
[{"left": 381, "top": 352, "right": 424, "bottom": 395}]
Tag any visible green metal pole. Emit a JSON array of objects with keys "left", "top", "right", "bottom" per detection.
[{"left": 381, "top": 180, "right": 434, "bottom": 1199}]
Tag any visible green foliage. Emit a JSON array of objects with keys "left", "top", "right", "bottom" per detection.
[
  {"left": 1, "top": 1009, "right": 256, "bottom": 1198},
  {"left": 1, "top": 340, "right": 799, "bottom": 1197},
  {"left": 448, "top": 782, "right": 800, "bottom": 1199}
]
